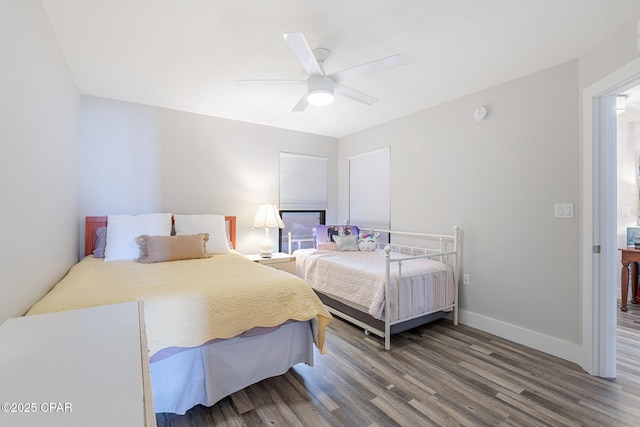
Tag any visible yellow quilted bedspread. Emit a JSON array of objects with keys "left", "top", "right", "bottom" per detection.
[{"left": 26, "top": 252, "right": 331, "bottom": 356}]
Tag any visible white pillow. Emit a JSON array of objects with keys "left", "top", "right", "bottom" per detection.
[
  {"left": 173, "top": 214, "right": 231, "bottom": 254},
  {"left": 104, "top": 213, "right": 172, "bottom": 261},
  {"left": 333, "top": 235, "right": 360, "bottom": 251}
]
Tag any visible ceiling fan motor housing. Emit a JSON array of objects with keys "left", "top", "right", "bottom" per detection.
[
  {"left": 312, "top": 47, "right": 331, "bottom": 63},
  {"left": 307, "top": 75, "right": 335, "bottom": 106}
]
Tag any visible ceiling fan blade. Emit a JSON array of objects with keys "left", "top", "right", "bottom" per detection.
[
  {"left": 334, "top": 84, "right": 379, "bottom": 105},
  {"left": 330, "top": 54, "right": 406, "bottom": 83},
  {"left": 283, "top": 32, "right": 324, "bottom": 76},
  {"left": 235, "top": 79, "right": 305, "bottom": 85},
  {"left": 292, "top": 94, "right": 309, "bottom": 112}
]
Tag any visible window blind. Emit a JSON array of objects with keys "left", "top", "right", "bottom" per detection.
[
  {"left": 279, "top": 152, "right": 328, "bottom": 210},
  {"left": 349, "top": 147, "right": 390, "bottom": 229}
]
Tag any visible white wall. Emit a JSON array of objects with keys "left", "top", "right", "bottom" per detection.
[
  {"left": 0, "top": 0, "right": 80, "bottom": 323},
  {"left": 579, "top": 13, "right": 640, "bottom": 90},
  {"left": 339, "top": 60, "right": 581, "bottom": 360},
  {"left": 78, "top": 96, "right": 338, "bottom": 255}
]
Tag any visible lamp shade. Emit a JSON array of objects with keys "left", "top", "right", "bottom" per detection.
[{"left": 250, "top": 203, "right": 285, "bottom": 229}]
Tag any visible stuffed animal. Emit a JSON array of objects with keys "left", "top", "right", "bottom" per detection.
[{"left": 358, "top": 231, "right": 379, "bottom": 251}]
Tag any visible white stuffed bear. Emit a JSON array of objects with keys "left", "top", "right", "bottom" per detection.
[{"left": 358, "top": 231, "right": 380, "bottom": 251}]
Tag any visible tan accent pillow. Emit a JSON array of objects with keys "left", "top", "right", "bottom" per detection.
[{"left": 136, "top": 233, "right": 209, "bottom": 263}]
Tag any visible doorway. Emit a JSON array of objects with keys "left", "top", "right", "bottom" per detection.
[{"left": 582, "top": 56, "right": 640, "bottom": 377}]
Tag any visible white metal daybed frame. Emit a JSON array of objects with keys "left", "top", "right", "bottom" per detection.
[{"left": 291, "top": 226, "right": 460, "bottom": 350}]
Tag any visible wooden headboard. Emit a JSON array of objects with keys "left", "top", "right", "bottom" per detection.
[{"left": 85, "top": 215, "right": 237, "bottom": 256}]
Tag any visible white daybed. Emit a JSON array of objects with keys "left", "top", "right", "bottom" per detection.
[{"left": 291, "top": 226, "right": 460, "bottom": 350}]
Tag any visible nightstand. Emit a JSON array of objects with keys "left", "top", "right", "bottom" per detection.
[{"left": 245, "top": 252, "right": 296, "bottom": 274}]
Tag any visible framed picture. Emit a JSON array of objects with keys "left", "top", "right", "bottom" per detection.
[{"left": 626, "top": 227, "right": 640, "bottom": 247}]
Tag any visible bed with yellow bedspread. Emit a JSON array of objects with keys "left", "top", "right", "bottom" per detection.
[
  {"left": 27, "top": 251, "right": 331, "bottom": 414},
  {"left": 27, "top": 252, "right": 330, "bottom": 356}
]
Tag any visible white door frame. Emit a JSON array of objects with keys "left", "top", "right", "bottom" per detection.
[{"left": 581, "top": 57, "right": 640, "bottom": 377}]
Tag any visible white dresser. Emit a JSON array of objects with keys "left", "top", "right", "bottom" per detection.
[{"left": 0, "top": 301, "right": 155, "bottom": 427}]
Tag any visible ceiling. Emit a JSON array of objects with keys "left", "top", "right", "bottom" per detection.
[{"left": 41, "top": 0, "right": 640, "bottom": 138}]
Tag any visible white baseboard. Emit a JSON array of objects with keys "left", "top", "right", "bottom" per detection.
[{"left": 457, "top": 309, "right": 582, "bottom": 365}]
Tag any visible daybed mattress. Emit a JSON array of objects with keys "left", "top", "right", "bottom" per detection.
[
  {"left": 27, "top": 251, "right": 331, "bottom": 357},
  {"left": 294, "top": 248, "right": 454, "bottom": 322}
]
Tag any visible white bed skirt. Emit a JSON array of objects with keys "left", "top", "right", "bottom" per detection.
[{"left": 151, "top": 321, "right": 315, "bottom": 415}]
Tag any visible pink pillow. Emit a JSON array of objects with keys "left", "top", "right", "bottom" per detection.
[
  {"left": 313, "top": 225, "right": 360, "bottom": 248},
  {"left": 317, "top": 242, "right": 338, "bottom": 250}
]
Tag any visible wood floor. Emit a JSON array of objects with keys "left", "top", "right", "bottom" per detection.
[{"left": 157, "top": 304, "right": 640, "bottom": 426}]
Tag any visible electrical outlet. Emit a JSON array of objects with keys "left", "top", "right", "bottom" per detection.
[{"left": 463, "top": 274, "right": 470, "bottom": 286}]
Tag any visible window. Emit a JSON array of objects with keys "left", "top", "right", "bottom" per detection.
[
  {"left": 279, "top": 210, "right": 325, "bottom": 253},
  {"left": 349, "top": 147, "right": 391, "bottom": 245},
  {"left": 349, "top": 147, "right": 390, "bottom": 229},
  {"left": 279, "top": 152, "right": 328, "bottom": 253}
]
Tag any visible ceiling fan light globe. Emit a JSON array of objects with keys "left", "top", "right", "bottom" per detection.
[
  {"left": 616, "top": 95, "right": 627, "bottom": 114},
  {"left": 307, "top": 75, "right": 335, "bottom": 106},
  {"left": 308, "top": 90, "right": 334, "bottom": 106}
]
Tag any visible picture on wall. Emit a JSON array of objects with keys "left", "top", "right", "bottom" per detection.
[{"left": 626, "top": 227, "right": 640, "bottom": 247}]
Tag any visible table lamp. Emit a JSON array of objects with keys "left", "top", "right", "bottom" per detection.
[{"left": 250, "top": 203, "right": 285, "bottom": 258}]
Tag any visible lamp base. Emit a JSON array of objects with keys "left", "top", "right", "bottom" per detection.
[{"left": 259, "top": 228, "right": 273, "bottom": 258}]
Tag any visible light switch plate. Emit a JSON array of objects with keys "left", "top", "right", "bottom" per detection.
[{"left": 555, "top": 203, "right": 574, "bottom": 219}]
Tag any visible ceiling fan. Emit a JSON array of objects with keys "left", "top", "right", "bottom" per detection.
[{"left": 237, "top": 32, "right": 405, "bottom": 112}]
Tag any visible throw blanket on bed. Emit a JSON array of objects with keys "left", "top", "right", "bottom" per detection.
[
  {"left": 27, "top": 252, "right": 331, "bottom": 357},
  {"left": 294, "top": 249, "right": 454, "bottom": 321}
]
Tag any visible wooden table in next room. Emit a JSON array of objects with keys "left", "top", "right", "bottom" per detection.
[{"left": 619, "top": 247, "right": 640, "bottom": 312}]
